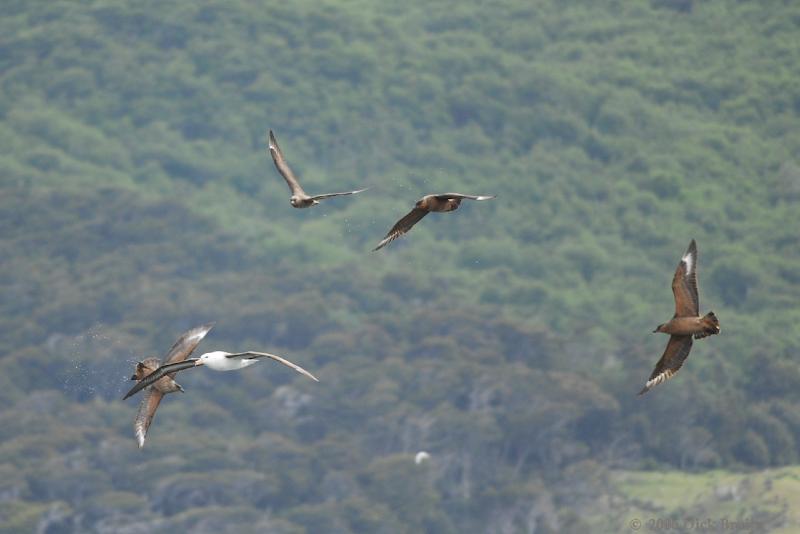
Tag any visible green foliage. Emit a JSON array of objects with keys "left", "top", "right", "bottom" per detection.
[{"left": 1, "top": 0, "right": 799, "bottom": 531}]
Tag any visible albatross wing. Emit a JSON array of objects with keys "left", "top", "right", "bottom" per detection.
[
  {"left": 226, "top": 351, "right": 319, "bottom": 382},
  {"left": 123, "top": 359, "right": 200, "bottom": 400}
]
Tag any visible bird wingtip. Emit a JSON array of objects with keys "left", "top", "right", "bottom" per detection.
[
  {"left": 300, "top": 369, "right": 319, "bottom": 382},
  {"left": 123, "top": 382, "right": 144, "bottom": 400},
  {"left": 373, "top": 236, "right": 393, "bottom": 251}
]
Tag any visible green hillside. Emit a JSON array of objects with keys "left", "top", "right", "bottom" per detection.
[
  {"left": 601, "top": 466, "right": 800, "bottom": 533},
  {"left": 1, "top": 0, "right": 799, "bottom": 531}
]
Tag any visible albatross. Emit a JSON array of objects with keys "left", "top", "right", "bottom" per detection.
[
  {"left": 638, "top": 240, "right": 720, "bottom": 395},
  {"left": 268, "top": 129, "right": 367, "bottom": 208},
  {"left": 124, "top": 350, "right": 318, "bottom": 401},
  {"left": 373, "top": 193, "right": 496, "bottom": 251},
  {"left": 129, "top": 323, "right": 214, "bottom": 448}
]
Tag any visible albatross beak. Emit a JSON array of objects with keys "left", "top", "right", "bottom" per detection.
[{"left": 194, "top": 360, "right": 204, "bottom": 366}]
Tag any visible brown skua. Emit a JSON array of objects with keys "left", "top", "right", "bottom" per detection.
[
  {"left": 639, "top": 240, "right": 720, "bottom": 395},
  {"left": 373, "top": 193, "right": 495, "bottom": 251},
  {"left": 268, "top": 130, "right": 367, "bottom": 208}
]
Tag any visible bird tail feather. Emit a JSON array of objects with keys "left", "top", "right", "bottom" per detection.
[{"left": 694, "top": 311, "right": 720, "bottom": 339}]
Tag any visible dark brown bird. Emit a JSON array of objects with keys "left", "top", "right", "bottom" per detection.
[
  {"left": 268, "top": 130, "right": 367, "bottom": 208},
  {"left": 638, "top": 240, "right": 720, "bottom": 395},
  {"left": 373, "top": 193, "right": 496, "bottom": 251},
  {"left": 129, "top": 323, "right": 214, "bottom": 447}
]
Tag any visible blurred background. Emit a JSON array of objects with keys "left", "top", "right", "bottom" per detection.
[{"left": 1, "top": 0, "right": 799, "bottom": 532}]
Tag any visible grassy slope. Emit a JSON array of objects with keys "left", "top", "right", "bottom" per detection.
[{"left": 609, "top": 467, "right": 800, "bottom": 533}]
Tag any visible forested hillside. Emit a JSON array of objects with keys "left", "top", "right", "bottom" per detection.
[{"left": 1, "top": 0, "right": 799, "bottom": 532}]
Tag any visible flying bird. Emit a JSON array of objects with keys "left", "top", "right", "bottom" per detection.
[
  {"left": 129, "top": 323, "right": 214, "bottom": 448},
  {"left": 638, "top": 240, "right": 720, "bottom": 395},
  {"left": 373, "top": 193, "right": 496, "bottom": 250},
  {"left": 124, "top": 350, "right": 318, "bottom": 400},
  {"left": 268, "top": 129, "right": 367, "bottom": 208}
]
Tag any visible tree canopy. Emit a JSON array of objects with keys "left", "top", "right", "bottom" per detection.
[{"left": 1, "top": 0, "right": 799, "bottom": 531}]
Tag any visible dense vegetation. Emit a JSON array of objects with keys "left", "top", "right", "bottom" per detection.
[{"left": 1, "top": 0, "right": 799, "bottom": 531}]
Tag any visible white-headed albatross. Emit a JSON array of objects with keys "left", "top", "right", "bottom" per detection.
[{"left": 124, "top": 350, "right": 318, "bottom": 401}]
